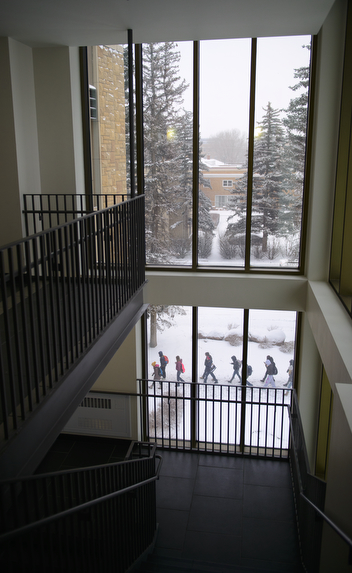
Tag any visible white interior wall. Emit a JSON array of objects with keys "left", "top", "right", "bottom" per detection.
[
  {"left": 9, "top": 38, "right": 41, "bottom": 239},
  {"left": 305, "top": 0, "right": 347, "bottom": 282},
  {"left": 320, "top": 384, "right": 352, "bottom": 572},
  {"left": 0, "top": 38, "right": 40, "bottom": 246},
  {"left": 33, "top": 46, "right": 83, "bottom": 196},
  {"left": 144, "top": 273, "right": 307, "bottom": 311}
]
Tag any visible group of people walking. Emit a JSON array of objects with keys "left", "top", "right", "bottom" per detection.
[{"left": 151, "top": 350, "right": 294, "bottom": 390}]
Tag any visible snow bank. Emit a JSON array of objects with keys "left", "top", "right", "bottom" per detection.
[
  {"left": 198, "top": 329, "right": 224, "bottom": 340},
  {"left": 248, "top": 328, "right": 286, "bottom": 344}
]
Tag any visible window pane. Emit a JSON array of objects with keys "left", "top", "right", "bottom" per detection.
[
  {"left": 143, "top": 42, "right": 193, "bottom": 266},
  {"left": 198, "top": 307, "right": 244, "bottom": 446},
  {"left": 198, "top": 307, "right": 244, "bottom": 384},
  {"left": 199, "top": 39, "right": 251, "bottom": 267},
  {"left": 245, "top": 309, "right": 297, "bottom": 450},
  {"left": 247, "top": 309, "right": 297, "bottom": 387},
  {"left": 147, "top": 305, "right": 192, "bottom": 381},
  {"left": 87, "top": 45, "right": 130, "bottom": 202},
  {"left": 146, "top": 305, "right": 192, "bottom": 443},
  {"left": 250, "top": 36, "right": 311, "bottom": 268}
]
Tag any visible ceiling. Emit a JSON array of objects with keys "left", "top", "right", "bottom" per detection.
[{"left": 0, "top": 0, "right": 336, "bottom": 48}]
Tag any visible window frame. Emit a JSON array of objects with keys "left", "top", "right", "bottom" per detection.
[{"left": 141, "top": 36, "right": 315, "bottom": 275}]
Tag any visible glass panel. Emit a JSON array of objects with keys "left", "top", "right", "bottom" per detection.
[
  {"left": 197, "top": 307, "right": 244, "bottom": 447},
  {"left": 251, "top": 36, "right": 311, "bottom": 268},
  {"left": 143, "top": 42, "right": 193, "bottom": 266},
  {"left": 245, "top": 309, "right": 297, "bottom": 450},
  {"left": 146, "top": 305, "right": 192, "bottom": 442},
  {"left": 87, "top": 45, "right": 131, "bottom": 203},
  {"left": 199, "top": 39, "right": 251, "bottom": 267}
]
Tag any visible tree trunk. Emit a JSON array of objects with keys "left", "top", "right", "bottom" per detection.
[
  {"left": 150, "top": 308, "right": 157, "bottom": 347},
  {"left": 262, "top": 230, "right": 268, "bottom": 253}
]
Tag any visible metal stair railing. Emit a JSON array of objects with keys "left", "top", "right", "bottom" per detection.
[
  {"left": 23, "top": 193, "right": 131, "bottom": 235},
  {"left": 288, "top": 391, "right": 352, "bottom": 572},
  {"left": 0, "top": 195, "right": 145, "bottom": 447},
  {"left": 0, "top": 441, "right": 161, "bottom": 573}
]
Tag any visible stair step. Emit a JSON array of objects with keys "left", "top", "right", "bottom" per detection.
[{"left": 136, "top": 555, "right": 268, "bottom": 572}]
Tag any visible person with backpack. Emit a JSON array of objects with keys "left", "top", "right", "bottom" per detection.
[
  {"left": 261, "top": 355, "right": 275, "bottom": 383},
  {"left": 151, "top": 361, "right": 162, "bottom": 387},
  {"left": 158, "top": 351, "right": 169, "bottom": 378},
  {"left": 175, "top": 356, "right": 185, "bottom": 385},
  {"left": 228, "top": 355, "right": 242, "bottom": 383},
  {"left": 263, "top": 356, "right": 277, "bottom": 388},
  {"left": 242, "top": 364, "right": 253, "bottom": 386},
  {"left": 203, "top": 352, "right": 218, "bottom": 383}
]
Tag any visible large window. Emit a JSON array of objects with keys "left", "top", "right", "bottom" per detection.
[
  {"left": 145, "top": 305, "right": 297, "bottom": 450},
  {"left": 84, "top": 35, "right": 312, "bottom": 272},
  {"left": 141, "top": 36, "right": 312, "bottom": 270}
]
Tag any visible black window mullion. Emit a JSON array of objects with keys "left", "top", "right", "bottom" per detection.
[
  {"left": 245, "top": 38, "right": 257, "bottom": 271},
  {"left": 192, "top": 41, "right": 200, "bottom": 270}
]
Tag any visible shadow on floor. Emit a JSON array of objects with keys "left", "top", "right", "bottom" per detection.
[{"left": 154, "top": 449, "right": 304, "bottom": 572}]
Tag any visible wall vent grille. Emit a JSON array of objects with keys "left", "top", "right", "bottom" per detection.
[
  {"left": 80, "top": 397, "right": 112, "bottom": 409},
  {"left": 64, "top": 392, "right": 131, "bottom": 438}
]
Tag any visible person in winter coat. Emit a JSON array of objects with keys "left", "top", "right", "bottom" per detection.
[
  {"left": 158, "top": 351, "right": 167, "bottom": 378},
  {"left": 284, "top": 359, "right": 294, "bottom": 394},
  {"left": 242, "top": 364, "right": 253, "bottom": 386},
  {"left": 261, "top": 355, "right": 273, "bottom": 383},
  {"left": 203, "top": 352, "right": 218, "bottom": 383},
  {"left": 263, "top": 356, "right": 276, "bottom": 388},
  {"left": 228, "top": 355, "right": 242, "bottom": 383},
  {"left": 151, "top": 361, "right": 162, "bottom": 387},
  {"left": 175, "top": 356, "right": 185, "bottom": 385}
]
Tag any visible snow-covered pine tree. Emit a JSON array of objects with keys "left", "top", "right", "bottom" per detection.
[
  {"left": 143, "top": 42, "right": 189, "bottom": 263},
  {"left": 172, "top": 110, "right": 214, "bottom": 259},
  {"left": 281, "top": 45, "right": 311, "bottom": 238},
  {"left": 227, "top": 102, "right": 286, "bottom": 256},
  {"left": 143, "top": 42, "right": 213, "bottom": 264}
]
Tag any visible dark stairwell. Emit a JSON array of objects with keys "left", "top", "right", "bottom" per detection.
[{"left": 35, "top": 434, "right": 305, "bottom": 573}]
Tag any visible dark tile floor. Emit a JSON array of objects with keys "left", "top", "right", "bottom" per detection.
[
  {"left": 155, "top": 450, "right": 304, "bottom": 572},
  {"left": 35, "top": 436, "right": 304, "bottom": 572}
]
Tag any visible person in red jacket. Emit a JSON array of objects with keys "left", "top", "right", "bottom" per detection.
[
  {"left": 203, "top": 352, "right": 218, "bottom": 383},
  {"left": 175, "top": 356, "right": 185, "bottom": 385}
]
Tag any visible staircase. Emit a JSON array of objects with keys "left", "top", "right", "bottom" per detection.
[
  {"left": 135, "top": 554, "right": 271, "bottom": 572},
  {"left": 0, "top": 441, "right": 160, "bottom": 573}
]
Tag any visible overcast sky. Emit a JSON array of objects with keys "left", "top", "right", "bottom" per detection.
[{"left": 176, "top": 35, "right": 311, "bottom": 139}]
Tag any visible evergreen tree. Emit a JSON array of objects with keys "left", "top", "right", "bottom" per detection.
[
  {"left": 227, "top": 102, "right": 286, "bottom": 254},
  {"left": 283, "top": 45, "right": 310, "bottom": 185},
  {"left": 143, "top": 42, "right": 188, "bottom": 262},
  {"left": 143, "top": 42, "right": 213, "bottom": 263},
  {"left": 281, "top": 45, "right": 310, "bottom": 235}
]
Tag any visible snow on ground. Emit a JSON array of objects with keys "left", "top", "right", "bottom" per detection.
[
  {"left": 147, "top": 307, "right": 294, "bottom": 448},
  {"left": 148, "top": 306, "right": 295, "bottom": 387}
]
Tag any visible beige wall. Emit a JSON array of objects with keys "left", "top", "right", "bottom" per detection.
[
  {"left": 305, "top": 0, "right": 346, "bottom": 283},
  {"left": 91, "top": 326, "right": 142, "bottom": 440},
  {"left": 0, "top": 37, "right": 41, "bottom": 245},
  {"left": 320, "top": 384, "right": 352, "bottom": 572},
  {"left": 145, "top": 272, "right": 307, "bottom": 311},
  {"left": 33, "top": 46, "right": 85, "bottom": 197},
  {"left": 0, "top": 41, "right": 86, "bottom": 246}
]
